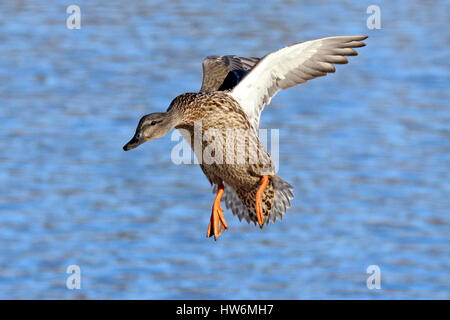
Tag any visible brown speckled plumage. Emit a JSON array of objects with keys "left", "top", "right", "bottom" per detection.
[{"left": 168, "top": 92, "right": 285, "bottom": 225}]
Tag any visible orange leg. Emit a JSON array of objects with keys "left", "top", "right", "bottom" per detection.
[
  {"left": 206, "top": 184, "right": 228, "bottom": 240},
  {"left": 255, "top": 176, "right": 269, "bottom": 228}
]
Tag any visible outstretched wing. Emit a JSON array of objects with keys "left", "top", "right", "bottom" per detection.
[
  {"left": 229, "top": 35, "right": 368, "bottom": 130},
  {"left": 200, "top": 55, "right": 260, "bottom": 92}
]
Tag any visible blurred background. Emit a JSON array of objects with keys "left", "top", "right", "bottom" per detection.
[{"left": 0, "top": 0, "right": 448, "bottom": 299}]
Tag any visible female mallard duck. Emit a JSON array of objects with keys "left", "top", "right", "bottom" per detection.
[{"left": 123, "top": 35, "right": 368, "bottom": 240}]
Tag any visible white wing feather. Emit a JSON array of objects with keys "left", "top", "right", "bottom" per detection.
[{"left": 228, "top": 35, "right": 368, "bottom": 130}]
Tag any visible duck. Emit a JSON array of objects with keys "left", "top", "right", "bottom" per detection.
[{"left": 123, "top": 35, "right": 368, "bottom": 240}]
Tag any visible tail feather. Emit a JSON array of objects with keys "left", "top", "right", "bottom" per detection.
[{"left": 270, "top": 175, "right": 294, "bottom": 223}]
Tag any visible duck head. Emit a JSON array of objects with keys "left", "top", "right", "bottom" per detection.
[{"left": 123, "top": 112, "right": 178, "bottom": 151}]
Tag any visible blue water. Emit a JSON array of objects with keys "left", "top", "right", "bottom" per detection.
[{"left": 0, "top": 0, "right": 448, "bottom": 299}]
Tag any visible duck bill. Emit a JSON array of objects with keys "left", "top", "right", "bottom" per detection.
[{"left": 123, "top": 135, "right": 143, "bottom": 151}]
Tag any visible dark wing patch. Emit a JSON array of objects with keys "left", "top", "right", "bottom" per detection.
[
  {"left": 200, "top": 55, "right": 260, "bottom": 92},
  {"left": 217, "top": 69, "right": 248, "bottom": 91}
]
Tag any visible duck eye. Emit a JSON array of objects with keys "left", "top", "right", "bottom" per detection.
[{"left": 150, "top": 121, "right": 157, "bottom": 126}]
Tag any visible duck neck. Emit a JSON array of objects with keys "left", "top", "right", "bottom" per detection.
[{"left": 164, "top": 107, "right": 182, "bottom": 130}]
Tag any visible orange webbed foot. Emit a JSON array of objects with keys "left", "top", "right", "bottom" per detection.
[
  {"left": 255, "top": 176, "right": 269, "bottom": 229},
  {"left": 206, "top": 184, "right": 228, "bottom": 240}
]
